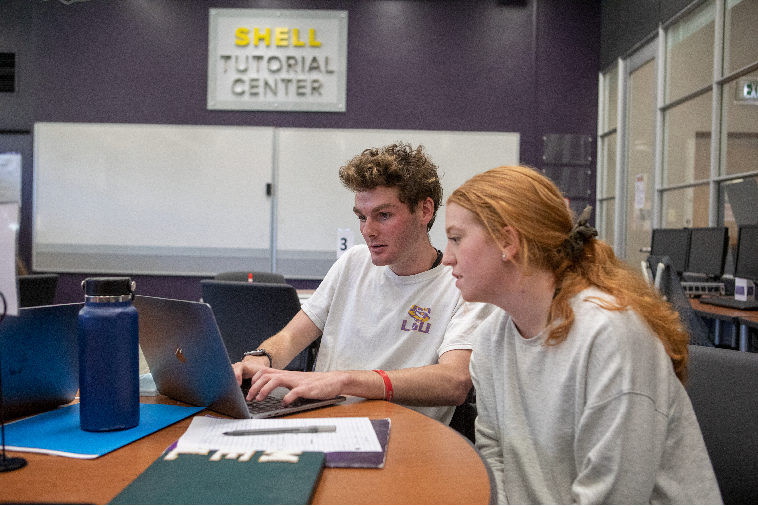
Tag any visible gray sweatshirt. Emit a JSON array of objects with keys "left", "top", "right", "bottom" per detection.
[{"left": 471, "top": 288, "right": 722, "bottom": 504}]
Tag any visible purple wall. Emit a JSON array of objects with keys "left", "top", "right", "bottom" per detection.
[
  {"left": 2, "top": 0, "right": 600, "bottom": 303},
  {"left": 26, "top": 1, "right": 538, "bottom": 132}
]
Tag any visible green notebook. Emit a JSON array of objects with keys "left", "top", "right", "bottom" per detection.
[{"left": 109, "top": 449, "right": 325, "bottom": 505}]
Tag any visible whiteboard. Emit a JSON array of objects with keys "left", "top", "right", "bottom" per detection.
[
  {"left": 32, "top": 123, "right": 519, "bottom": 277},
  {"left": 33, "top": 123, "right": 275, "bottom": 275},
  {"left": 275, "top": 128, "right": 519, "bottom": 277}
]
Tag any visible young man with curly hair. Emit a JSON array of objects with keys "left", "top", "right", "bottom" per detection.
[{"left": 232, "top": 142, "right": 493, "bottom": 424}]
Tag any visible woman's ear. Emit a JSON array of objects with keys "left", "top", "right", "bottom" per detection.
[{"left": 500, "top": 226, "right": 520, "bottom": 261}]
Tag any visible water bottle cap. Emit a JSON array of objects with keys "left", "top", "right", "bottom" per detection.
[{"left": 81, "top": 277, "right": 135, "bottom": 297}]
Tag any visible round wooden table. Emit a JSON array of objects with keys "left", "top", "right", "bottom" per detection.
[{"left": 2, "top": 396, "right": 493, "bottom": 504}]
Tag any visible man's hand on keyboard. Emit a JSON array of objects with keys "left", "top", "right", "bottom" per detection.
[
  {"left": 248, "top": 368, "right": 348, "bottom": 405},
  {"left": 232, "top": 355, "right": 271, "bottom": 387}
]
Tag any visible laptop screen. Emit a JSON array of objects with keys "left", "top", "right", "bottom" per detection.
[{"left": 0, "top": 303, "right": 81, "bottom": 418}]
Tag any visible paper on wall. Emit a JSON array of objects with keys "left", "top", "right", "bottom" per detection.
[
  {"left": 0, "top": 202, "right": 19, "bottom": 315},
  {"left": 0, "top": 153, "right": 22, "bottom": 204}
]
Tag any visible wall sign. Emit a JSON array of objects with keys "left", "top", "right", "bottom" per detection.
[
  {"left": 208, "top": 8, "right": 348, "bottom": 112},
  {"left": 735, "top": 78, "right": 758, "bottom": 104}
]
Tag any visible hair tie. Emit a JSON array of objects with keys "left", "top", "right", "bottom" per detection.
[{"left": 564, "top": 206, "right": 597, "bottom": 260}]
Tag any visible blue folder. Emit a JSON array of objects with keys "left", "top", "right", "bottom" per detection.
[{"left": 4, "top": 403, "right": 204, "bottom": 459}]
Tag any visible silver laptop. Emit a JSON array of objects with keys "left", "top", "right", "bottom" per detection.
[
  {"left": 134, "top": 295, "right": 345, "bottom": 419},
  {"left": 0, "top": 303, "right": 82, "bottom": 419}
]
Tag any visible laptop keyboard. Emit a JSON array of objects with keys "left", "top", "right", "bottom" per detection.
[{"left": 246, "top": 394, "right": 324, "bottom": 415}]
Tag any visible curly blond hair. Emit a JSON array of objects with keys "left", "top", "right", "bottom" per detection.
[{"left": 339, "top": 142, "right": 443, "bottom": 231}]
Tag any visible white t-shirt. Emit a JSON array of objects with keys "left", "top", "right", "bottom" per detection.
[
  {"left": 302, "top": 244, "right": 494, "bottom": 424},
  {"left": 472, "top": 288, "right": 722, "bottom": 504}
]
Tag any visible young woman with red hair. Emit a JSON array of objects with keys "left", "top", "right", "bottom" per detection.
[{"left": 443, "top": 165, "right": 720, "bottom": 504}]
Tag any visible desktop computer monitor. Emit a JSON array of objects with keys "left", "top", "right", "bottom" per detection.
[
  {"left": 686, "top": 227, "right": 729, "bottom": 278},
  {"left": 650, "top": 228, "right": 691, "bottom": 274},
  {"left": 734, "top": 224, "right": 758, "bottom": 282}
]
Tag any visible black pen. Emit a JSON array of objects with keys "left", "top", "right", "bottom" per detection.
[{"left": 223, "top": 425, "right": 338, "bottom": 436}]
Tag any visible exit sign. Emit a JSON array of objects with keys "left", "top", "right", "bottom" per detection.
[{"left": 735, "top": 78, "right": 758, "bottom": 104}]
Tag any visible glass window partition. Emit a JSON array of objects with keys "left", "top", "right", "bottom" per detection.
[
  {"left": 625, "top": 59, "right": 656, "bottom": 268},
  {"left": 665, "top": 0, "right": 716, "bottom": 103},
  {"left": 662, "top": 91, "right": 713, "bottom": 186},
  {"left": 661, "top": 184, "right": 711, "bottom": 228},
  {"left": 598, "top": 198, "right": 615, "bottom": 244},
  {"left": 600, "top": 132, "right": 617, "bottom": 197},
  {"left": 602, "top": 67, "right": 619, "bottom": 132},
  {"left": 599, "top": 0, "right": 758, "bottom": 273},
  {"left": 597, "top": 63, "right": 620, "bottom": 244},
  {"left": 722, "top": 71, "right": 758, "bottom": 177},
  {"left": 725, "top": 0, "right": 758, "bottom": 74}
]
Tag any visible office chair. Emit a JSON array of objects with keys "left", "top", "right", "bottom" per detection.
[
  {"left": 17, "top": 273, "right": 59, "bottom": 307},
  {"left": 686, "top": 345, "right": 758, "bottom": 504},
  {"left": 449, "top": 387, "right": 477, "bottom": 443},
  {"left": 200, "top": 280, "right": 308, "bottom": 371},
  {"left": 304, "top": 336, "right": 321, "bottom": 372},
  {"left": 214, "top": 271, "right": 286, "bottom": 284},
  {"left": 646, "top": 255, "right": 713, "bottom": 347}
]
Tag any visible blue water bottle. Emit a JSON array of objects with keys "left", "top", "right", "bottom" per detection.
[{"left": 78, "top": 277, "right": 139, "bottom": 431}]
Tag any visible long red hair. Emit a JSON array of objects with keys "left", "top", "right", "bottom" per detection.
[{"left": 448, "top": 166, "right": 690, "bottom": 383}]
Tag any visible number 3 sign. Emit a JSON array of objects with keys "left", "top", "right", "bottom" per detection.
[{"left": 336, "top": 228, "right": 355, "bottom": 258}]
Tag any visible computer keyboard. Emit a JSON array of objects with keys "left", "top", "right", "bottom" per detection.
[
  {"left": 246, "top": 394, "right": 335, "bottom": 416},
  {"left": 247, "top": 394, "right": 298, "bottom": 414},
  {"left": 699, "top": 296, "right": 758, "bottom": 311}
]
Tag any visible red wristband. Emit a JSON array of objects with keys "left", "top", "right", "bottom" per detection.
[{"left": 372, "top": 369, "right": 394, "bottom": 402}]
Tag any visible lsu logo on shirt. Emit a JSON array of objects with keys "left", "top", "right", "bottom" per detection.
[{"left": 401, "top": 305, "right": 431, "bottom": 334}]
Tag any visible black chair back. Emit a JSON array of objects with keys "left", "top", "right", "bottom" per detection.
[
  {"left": 647, "top": 255, "right": 713, "bottom": 347},
  {"left": 686, "top": 345, "right": 758, "bottom": 503},
  {"left": 214, "top": 271, "right": 286, "bottom": 284},
  {"left": 200, "top": 280, "right": 308, "bottom": 371},
  {"left": 17, "top": 273, "right": 59, "bottom": 307}
]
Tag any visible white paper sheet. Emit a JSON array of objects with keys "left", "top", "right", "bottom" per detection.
[{"left": 176, "top": 416, "right": 382, "bottom": 453}]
